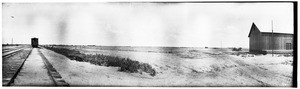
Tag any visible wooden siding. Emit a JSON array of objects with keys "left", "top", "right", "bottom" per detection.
[
  {"left": 248, "top": 23, "right": 293, "bottom": 53},
  {"left": 261, "top": 33, "right": 293, "bottom": 50},
  {"left": 249, "top": 24, "right": 262, "bottom": 52}
]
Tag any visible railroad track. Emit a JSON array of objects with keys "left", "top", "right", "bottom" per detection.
[
  {"left": 3, "top": 48, "right": 69, "bottom": 86},
  {"left": 38, "top": 48, "right": 69, "bottom": 86},
  {"left": 2, "top": 48, "right": 25, "bottom": 59},
  {"left": 2, "top": 49, "right": 10, "bottom": 53},
  {"left": 2, "top": 48, "right": 31, "bottom": 86}
]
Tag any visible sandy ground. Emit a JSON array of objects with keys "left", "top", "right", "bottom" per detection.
[
  {"left": 39, "top": 48, "right": 293, "bottom": 87},
  {"left": 12, "top": 48, "right": 54, "bottom": 86}
]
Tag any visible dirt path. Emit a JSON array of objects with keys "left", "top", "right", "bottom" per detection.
[
  {"left": 214, "top": 54, "right": 292, "bottom": 86},
  {"left": 12, "top": 48, "right": 55, "bottom": 86}
]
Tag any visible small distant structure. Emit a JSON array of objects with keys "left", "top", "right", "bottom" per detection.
[
  {"left": 248, "top": 23, "right": 293, "bottom": 53},
  {"left": 31, "top": 37, "right": 39, "bottom": 48}
]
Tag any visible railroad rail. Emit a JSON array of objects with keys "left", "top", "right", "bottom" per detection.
[
  {"left": 2, "top": 49, "right": 10, "bottom": 53},
  {"left": 38, "top": 49, "right": 69, "bottom": 86},
  {"left": 2, "top": 48, "right": 25, "bottom": 59},
  {"left": 3, "top": 48, "right": 69, "bottom": 86},
  {"left": 2, "top": 48, "right": 32, "bottom": 86}
]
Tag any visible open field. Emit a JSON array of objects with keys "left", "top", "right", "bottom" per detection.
[{"left": 40, "top": 45, "right": 293, "bottom": 86}]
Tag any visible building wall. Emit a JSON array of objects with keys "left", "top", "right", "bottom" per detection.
[
  {"left": 261, "top": 34, "right": 293, "bottom": 51},
  {"left": 249, "top": 28, "right": 262, "bottom": 52}
]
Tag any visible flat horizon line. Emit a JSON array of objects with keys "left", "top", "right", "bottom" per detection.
[{"left": 2, "top": 43, "right": 249, "bottom": 48}]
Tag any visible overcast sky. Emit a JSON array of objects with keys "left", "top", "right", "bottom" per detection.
[{"left": 2, "top": 3, "right": 294, "bottom": 47}]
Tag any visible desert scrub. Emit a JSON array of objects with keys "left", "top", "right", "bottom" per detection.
[{"left": 43, "top": 46, "right": 156, "bottom": 76}]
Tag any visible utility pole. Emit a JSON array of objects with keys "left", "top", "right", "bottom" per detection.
[
  {"left": 272, "top": 20, "right": 274, "bottom": 57},
  {"left": 221, "top": 41, "right": 222, "bottom": 49},
  {"left": 11, "top": 38, "right": 13, "bottom": 45}
]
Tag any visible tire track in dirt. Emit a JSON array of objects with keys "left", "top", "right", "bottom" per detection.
[
  {"left": 193, "top": 52, "right": 267, "bottom": 86},
  {"left": 159, "top": 50, "right": 291, "bottom": 86},
  {"left": 214, "top": 54, "right": 289, "bottom": 86},
  {"left": 225, "top": 57, "right": 271, "bottom": 86}
]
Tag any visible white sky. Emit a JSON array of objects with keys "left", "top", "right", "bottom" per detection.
[{"left": 2, "top": 3, "right": 294, "bottom": 47}]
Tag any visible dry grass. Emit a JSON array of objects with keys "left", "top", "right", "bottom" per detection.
[{"left": 43, "top": 46, "right": 156, "bottom": 76}]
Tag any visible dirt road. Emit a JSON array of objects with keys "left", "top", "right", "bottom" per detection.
[{"left": 209, "top": 54, "right": 292, "bottom": 86}]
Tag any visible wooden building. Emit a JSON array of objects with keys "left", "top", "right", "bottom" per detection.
[{"left": 248, "top": 23, "right": 293, "bottom": 53}]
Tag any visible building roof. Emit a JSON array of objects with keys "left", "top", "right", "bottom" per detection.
[
  {"left": 248, "top": 22, "right": 293, "bottom": 37},
  {"left": 261, "top": 32, "right": 293, "bottom": 35},
  {"left": 248, "top": 23, "right": 260, "bottom": 37}
]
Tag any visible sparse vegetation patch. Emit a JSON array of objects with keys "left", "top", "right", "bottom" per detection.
[
  {"left": 232, "top": 47, "right": 242, "bottom": 51},
  {"left": 43, "top": 46, "right": 156, "bottom": 76}
]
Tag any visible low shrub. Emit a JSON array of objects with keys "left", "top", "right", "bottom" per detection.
[
  {"left": 258, "top": 51, "right": 267, "bottom": 55},
  {"left": 43, "top": 46, "right": 156, "bottom": 76},
  {"left": 232, "top": 47, "right": 242, "bottom": 51}
]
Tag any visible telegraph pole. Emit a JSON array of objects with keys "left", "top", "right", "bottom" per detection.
[
  {"left": 221, "top": 41, "right": 222, "bottom": 49},
  {"left": 272, "top": 20, "right": 274, "bottom": 57}
]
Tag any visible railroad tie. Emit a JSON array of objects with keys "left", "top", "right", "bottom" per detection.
[
  {"left": 2, "top": 48, "right": 33, "bottom": 86},
  {"left": 38, "top": 49, "right": 69, "bottom": 86}
]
